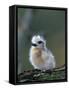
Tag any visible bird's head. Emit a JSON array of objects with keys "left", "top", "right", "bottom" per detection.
[{"left": 31, "top": 35, "right": 46, "bottom": 49}]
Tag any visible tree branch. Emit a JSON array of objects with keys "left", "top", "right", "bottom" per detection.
[{"left": 18, "top": 66, "right": 65, "bottom": 83}]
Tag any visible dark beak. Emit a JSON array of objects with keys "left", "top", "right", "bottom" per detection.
[{"left": 32, "top": 43, "right": 37, "bottom": 47}]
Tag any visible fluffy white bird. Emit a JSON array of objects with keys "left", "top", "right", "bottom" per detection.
[{"left": 29, "top": 35, "right": 56, "bottom": 70}]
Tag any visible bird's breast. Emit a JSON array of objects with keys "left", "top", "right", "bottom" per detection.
[
  {"left": 31, "top": 48, "right": 44, "bottom": 65},
  {"left": 32, "top": 48, "right": 41, "bottom": 57}
]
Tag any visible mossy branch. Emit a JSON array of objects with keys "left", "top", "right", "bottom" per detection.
[{"left": 17, "top": 65, "right": 65, "bottom": 83}]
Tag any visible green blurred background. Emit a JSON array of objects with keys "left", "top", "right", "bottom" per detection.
[{"left": 18, "top": 8, "right": 65, "bottom": 74}]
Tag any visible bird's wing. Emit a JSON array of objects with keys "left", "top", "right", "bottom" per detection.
[{"left": 46, "top": 48, "right": 54, "bottom": 58}]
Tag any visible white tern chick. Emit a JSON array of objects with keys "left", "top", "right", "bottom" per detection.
[{"left": 29, "top": 35, "right": 56, "bottom": 70}]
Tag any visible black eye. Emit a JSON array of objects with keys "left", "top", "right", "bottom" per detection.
[{"left": 38, "top": 41, "right": 43, "bottom": 44}]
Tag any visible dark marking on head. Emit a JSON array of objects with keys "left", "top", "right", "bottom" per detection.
[{"left": 38, "top": 41, "right": 43, "bottom": 44}]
